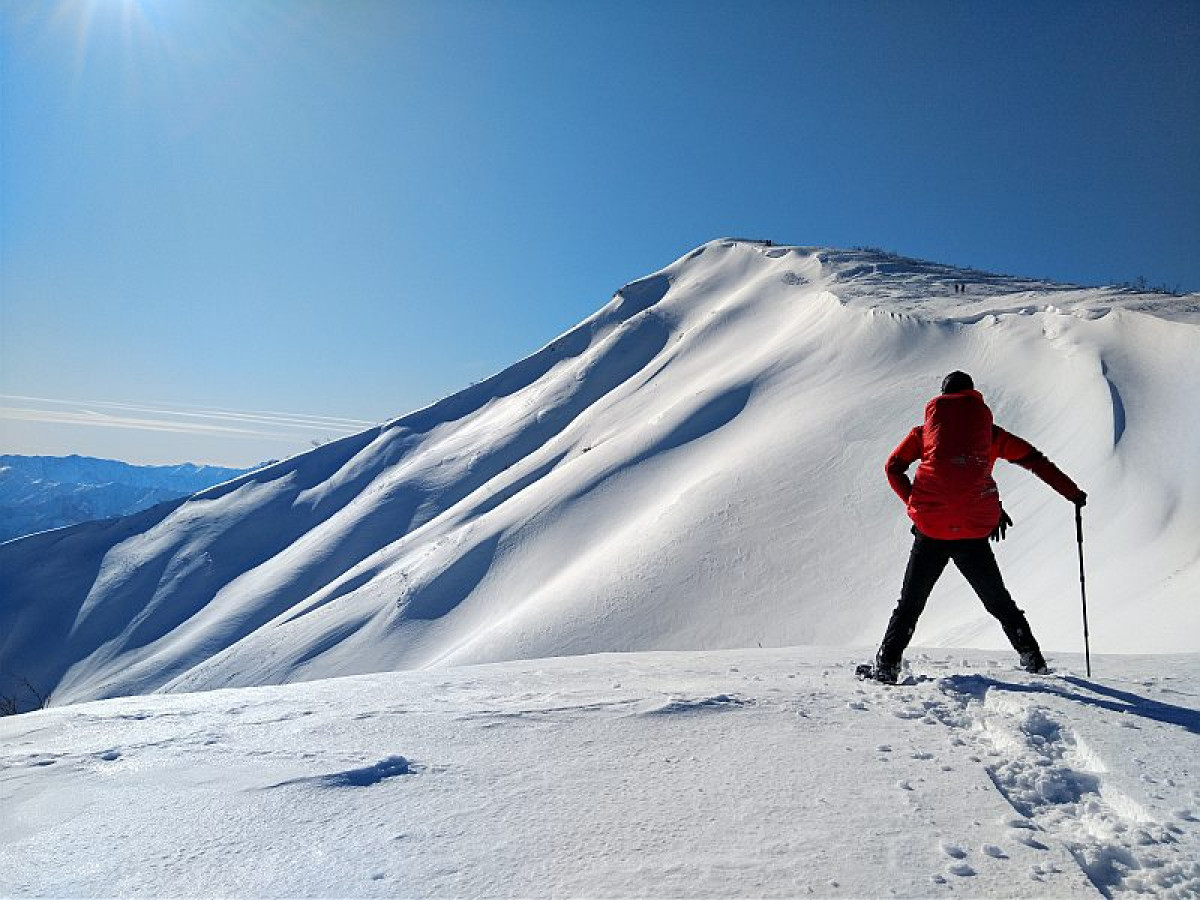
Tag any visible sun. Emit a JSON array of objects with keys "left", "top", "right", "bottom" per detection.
[{"left": 41, "top": 0, "right": 176, "bottom": 88}]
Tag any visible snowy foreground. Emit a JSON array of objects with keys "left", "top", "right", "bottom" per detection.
[{"left": 3, "top": 647, "right": 1198, "bottom": 898}]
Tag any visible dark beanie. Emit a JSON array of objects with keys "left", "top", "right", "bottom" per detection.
[{"left": 941, "top": 371, "right": 974, "bottom": 394}]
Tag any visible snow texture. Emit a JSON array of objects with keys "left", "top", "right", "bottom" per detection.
[{"left": 1, "top": 649, "right": 1197, "bottom": 898}]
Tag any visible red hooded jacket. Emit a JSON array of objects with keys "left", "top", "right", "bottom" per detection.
[{"left": 886, "top": 390, "right": 1083, "bottom": 540}]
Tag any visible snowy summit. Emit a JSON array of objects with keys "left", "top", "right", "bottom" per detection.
[
  {"left": 2, "top": 240, "right": 1196, "bottom": 704},
  {"left": 1, "top": 240, "right": 1198, "bottom": 897}
]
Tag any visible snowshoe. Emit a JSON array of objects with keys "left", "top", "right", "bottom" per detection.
[
  {"left": 855, "top": 662, "right": 900, "bottom": 684},
  {"left": 1020, "top": 651, "right": 1050, "bottom": 675}
]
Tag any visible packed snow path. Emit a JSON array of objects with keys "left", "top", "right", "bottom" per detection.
[{"left": 2, "top": 648, "right": 1197, "bottom": 898}]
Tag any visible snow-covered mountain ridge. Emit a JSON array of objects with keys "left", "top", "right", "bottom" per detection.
[
  {"left": 1, "top": 240, "right": 1197, "bottom": 710},
  {"left": 0, "top": 455, "right": 252, "bottom": 544}
]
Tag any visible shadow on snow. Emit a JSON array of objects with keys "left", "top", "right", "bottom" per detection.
[{"left": 942, "top": 674, "right": 1200, "bottom": 736}]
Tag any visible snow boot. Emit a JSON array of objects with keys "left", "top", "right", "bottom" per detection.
[
  {"left": 1020, "top": 651, "right": 1050, "bottom": 675},
  {"left": 871, "top": 658, "right": 901, "bottom": 684}
]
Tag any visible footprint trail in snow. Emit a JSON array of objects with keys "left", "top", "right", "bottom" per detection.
[{"left": 856, "top": 656, "right": 1200, "bottom": 897}]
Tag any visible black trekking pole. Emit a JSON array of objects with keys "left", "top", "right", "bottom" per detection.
[{"left": 1075, "top": 505, "right": 1092, "bottom": 678}]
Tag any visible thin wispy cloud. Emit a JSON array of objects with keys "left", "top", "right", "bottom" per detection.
[{"left": 0, "top": 395, "right": 375, "bottom": 442}]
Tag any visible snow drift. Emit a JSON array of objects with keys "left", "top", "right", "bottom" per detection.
[{"left": 2, "top": 240, "right": 1197, "bottom": 709}]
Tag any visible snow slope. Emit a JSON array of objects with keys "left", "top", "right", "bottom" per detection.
[
  {"left": 0, "top": 455, "right": 252, "bottom": 544},
  {"left": 1, "top": 240, "right": 1197, "bottom": 711},
  {"left": 2, "top": 648, "right": 1198, "bottom": 898}
]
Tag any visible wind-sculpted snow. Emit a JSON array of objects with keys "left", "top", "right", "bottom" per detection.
[
  {"left": 267, "top": 755, "right": 414, "bottom": 789},
  {"left": 1, "top": 240, "right": 1197, "bottom": 710}
]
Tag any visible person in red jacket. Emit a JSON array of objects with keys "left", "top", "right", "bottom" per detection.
[{"left": 872, "top": 371, "right": 1087, "bottom": 683}]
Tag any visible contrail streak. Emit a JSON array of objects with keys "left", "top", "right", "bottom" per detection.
[{"left": 0, "top": 395, "right": 375, "bottom": 441}]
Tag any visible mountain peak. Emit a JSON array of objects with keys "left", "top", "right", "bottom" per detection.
[{"left": 2, "top": 242, "right": 1197, "bottom": 711}]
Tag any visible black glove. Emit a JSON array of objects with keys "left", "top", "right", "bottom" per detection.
[
  {"left": 1075, "top": 491, "right": 1087, "bottom": 508},
  {"left": 990, "top": 508, "right": 1013, "bottom": 542}
]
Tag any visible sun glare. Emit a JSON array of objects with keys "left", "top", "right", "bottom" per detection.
[
  {"left": 39, "top": 0, "right": 179, "bottom": 91},
  {"left": 32, "top": 0, "right": 314, "bottom": 116}
]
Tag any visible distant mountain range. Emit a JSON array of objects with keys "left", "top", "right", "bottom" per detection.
[{"left": 0, "top": 455, "right": 255, "bottom": 544}]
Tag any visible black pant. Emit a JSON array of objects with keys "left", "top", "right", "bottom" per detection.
[{"left": 877, "top": 531, "right": 1042, "bottom": 666}]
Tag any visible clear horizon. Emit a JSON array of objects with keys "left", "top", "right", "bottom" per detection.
[{"left": 3, "top": 0, "right": 1198, "bottom": 467}]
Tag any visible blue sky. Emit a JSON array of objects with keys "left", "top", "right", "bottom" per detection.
[{"left": 2, "top": 0, "right": 1198, "bottom": 466}]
